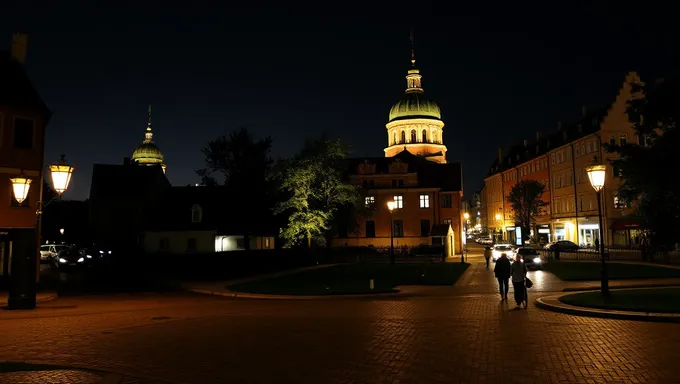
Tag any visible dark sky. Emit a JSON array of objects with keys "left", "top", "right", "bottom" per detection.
[{"left": 1, "top": 2, "right": 677, "bottom": 200}]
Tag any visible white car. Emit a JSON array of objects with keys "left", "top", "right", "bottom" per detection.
[
  {"left": 491, "top": 244, "right": 515, "bottom": 261},
  {"left": 39, "top": 244, "right": 69, "bottom": 261}
]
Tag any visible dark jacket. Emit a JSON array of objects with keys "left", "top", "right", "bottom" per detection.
[{"left": 494, "top": 256, "right": 511, "bottom": 279}]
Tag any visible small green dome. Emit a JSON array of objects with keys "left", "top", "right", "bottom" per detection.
[
  {"left": 389, "top": 93, "right": 441, "bottom": 122},
  {"left": 132, "top": 142, "right": 164, "bottom": 164}
]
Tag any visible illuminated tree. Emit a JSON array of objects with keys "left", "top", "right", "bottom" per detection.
[{"left": 506, "top": 180, "right": 548, "bottom": 243}]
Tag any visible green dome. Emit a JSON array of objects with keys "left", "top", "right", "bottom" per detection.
[
  {"left": 132, "top": 142, "right": 164, "bottom": 164},
  {"left": 389, "top": 92, "right": 441, "bottom": 122}
]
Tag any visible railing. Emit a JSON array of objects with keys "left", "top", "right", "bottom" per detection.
[{"left": 540, "top": 245, "right": 647, "bottom": 262}]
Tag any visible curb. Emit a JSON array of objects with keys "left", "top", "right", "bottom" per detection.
[
  {"left": 188, "top": 287, "right": 402, "bottom": 300},
  {"left": 36, "top": 293, "right": 58, "bottom": 303},
  {"left": 535, "top": 291, "right": 680, "bottom": 323},
  {"left": 563, "top": 283, "right": 680, "bottom": 292}
]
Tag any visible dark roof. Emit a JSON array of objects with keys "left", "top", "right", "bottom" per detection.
[
  {"left": 89, "top": 163, "right": 170, "bottom": 200},
  {"left": 346, "top": 150, "right": 463, "bottom": 192},
  {"left": 430, "top": 224, "right": 451, "bottom": 237},
  {"left": 0, "top": 50, "right": 50, "bottom": 120},
  {"left": 487, "top": 106, "right": 608, "bottom": 176},
  {"left": 146, "top": 186, "right": 276, "bottom": 234}
]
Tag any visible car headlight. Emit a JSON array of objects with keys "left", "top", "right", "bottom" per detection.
[
  {"left": 59, "top": 258, "right": 67, "bottom": 263},
  {"left": 533, "top": 257, "right": 541, "bottom": 263},
  {"left": 108, "top": 250, "right": 112, "bottom": 254},
  {"left": 77, "top": 257, "right": 85, "bottom": 263},
  {"left": 99, "top": 250, "right": 104, "bottom": 254},
  {"left": 86, "top": 255, "right": 93, "bottom": 259}
]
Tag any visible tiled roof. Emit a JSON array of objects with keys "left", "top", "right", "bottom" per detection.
[{"left": 0, "top": 51, "right": 50, "bottom": 119}]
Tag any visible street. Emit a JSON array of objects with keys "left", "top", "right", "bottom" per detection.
[{"left": 1, "top": 245, "right": 679, "bottom": 383}]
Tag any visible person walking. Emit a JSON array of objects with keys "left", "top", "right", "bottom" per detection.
[
  {"left": 484, "top": 246, "right": 491, "bottom": 269},
  {"left": 494, "top": 252, "right": 511, "bottom": 301},
  {"left": 511, "top": 254, "right": 528, "bottom": 308}
]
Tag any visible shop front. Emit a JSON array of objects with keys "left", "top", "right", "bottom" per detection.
[
  {"left": 611, "top": 219, "right": 642, "bottom": 246},
  {"left": 577, "top": 221, "right": 600, "bottom": 248},
  {"left": 535, "top": 224, "right": 551, "bottom": 245}
]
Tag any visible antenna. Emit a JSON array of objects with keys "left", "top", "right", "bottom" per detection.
[{"left": 410, "top": 27, "right": 416, "bottom": 66}]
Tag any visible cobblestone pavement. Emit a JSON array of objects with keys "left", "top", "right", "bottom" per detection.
[{"left": 2, "top": 255, "right": 680, "bottom": 383}]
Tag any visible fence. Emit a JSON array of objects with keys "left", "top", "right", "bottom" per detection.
[{"left": 540, "top": 245, "right": 680, "bottom": 264}]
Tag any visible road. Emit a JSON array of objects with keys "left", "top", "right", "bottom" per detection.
[{"left": 1, "top": 244, "right": 679, "bottom": 383}]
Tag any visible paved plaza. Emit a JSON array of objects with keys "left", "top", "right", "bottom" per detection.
[{"left": 1, "top": 247, "right": 680, "bottom": 383}]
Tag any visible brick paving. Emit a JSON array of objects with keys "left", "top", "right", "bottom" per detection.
[
  {"left": 0, "top": 369, "right": 103, "bottom": 383},
  {"left": 1, "top": 254, "right": 680, "bottom": 383}
]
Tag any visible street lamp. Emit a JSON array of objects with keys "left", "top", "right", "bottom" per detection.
[
  {"left": 495, "top": 212, "right": 502, "bottom": 242},
  {"left": 7, "top": 155, "right": 75, "bottom": 310},
  {"left": 586, "top": 160, "right": 608, "bottom": 296},
  {"left": 387, "top": 201, "right": 396, "bottom": 264}
]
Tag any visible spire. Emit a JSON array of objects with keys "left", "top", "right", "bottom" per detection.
[
  {"left": 405, "top": 28, "right": 423, "bottom": 94},
  {"left": 144, "top": 104, "right": 153, "bottom": 143}
]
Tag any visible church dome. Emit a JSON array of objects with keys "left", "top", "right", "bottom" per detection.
[
  {"left": 132, "top": 142, "right": 164, "bottom": 164},
  {"left": 389, "top": 92, "right": 441, "bottom": 122}
]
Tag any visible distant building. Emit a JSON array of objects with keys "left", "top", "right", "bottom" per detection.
[
  {"left": 131, "top": 105, "right": 166, "bottom": 173},
  {"left": 0, "top": 34, "right": 51, "bottom": 283},
  {"left": 483, "top": 72, "right": 643, "bottom": 247},
  {"left": 332, "top": 43, "right": 464, "bottom": 256}
]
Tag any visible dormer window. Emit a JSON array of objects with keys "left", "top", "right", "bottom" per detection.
[{"left": 191, "top": 204, "right": 203, "bottom": 223}]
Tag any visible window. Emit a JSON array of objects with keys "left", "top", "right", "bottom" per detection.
[
  {"left": 13, "top": 117, "right": 34, "bottom": 149},
  {"left": 422, "top": 129, "right": 427, "bottom": 142},
  {"left": 159, "top": 238, "right": 169, "bottom": 251},
  {"left": 614, "top": 196, "right": 627, "bottom": 209},
  {"left": 398, "top": 179, "right": 404, "bottom": 187},
  {"left": 567, "top": 172, "right": 572, "bottom": 186},
  {"left": 187, "top": 238, "right": 197, "bottom": 252},
  {"left": 265, "top": 237, "right": 271, "bottom": 248},
  {"left": 191, "top": 204, "right": 203, "bottom": 223},
  {"left": 524, "top": 166, "right": 528, "bottom": 175},
  {"left": 401, "top": 131, "right": 406, "bottom": 143},
  {"left": 579, "top": 195, "right": 584, "bottom": 211},
  {"left": 588, "top": 198, "right": 593, "bottom": 211},
  {"left": 410, "top": 130, "right": 417, "bottom": 143},
  {"left": 576, "top": 168, "right": 581, "bottom": 184},
  {"left": 575, "top": 144, "right": 580, "bottom": 157},
  {"left": 612, "top": 165, "right": 622, "bottom": 178},
  {"left": 391, "top": 179, "right": 397, "bottom": 188},
  {"left": 236, "top": 238, "right": 245, "bottom": 249},
  {"left": 393, "top": 220, "right": 404, "bottom": 237},
  {"left": 420, "top": 220, "right": 430, "bottom": 237},
  {"left": 393, "top": 132, "right": 397, "bottom": 145},
  {"left": 531, "top": 163, "right": 535, "bottom": 173},
  {"left": 393, "top": 195, "right": 403, "bottom": 209},
  {"left": 609, "top": 135, "right": 616, "bottom": 146},
  {"left": 443, "top": 218, "right": 452, "bottom": 225},
  {"left": 419, "top": 193, "right": 430, "bottom": 208},
  {"left": 441, "top": 194, "right": 452, "bottom": 208},
  {"left": 551, "top": 154, "right": 555, "bottom": 165},
  {"left": 593, "top": 140, "right": 598, "bottom": 151},
  {"left": 365, "top": 221, "right": 376, "bottom": 238},
  {"left": 364, "top": 196, "right": 375, "bottom": 207},
  {"left": 620, "top": 134, "right": 627, "bottom": 146},
  {"left": 586, "top": 141, "right": 592, "bottom": 153}
]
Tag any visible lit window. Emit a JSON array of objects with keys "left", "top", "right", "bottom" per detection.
[
  {"left": 419, "top": 194, "right": 430, "bottom": 208},
  {"left": 393, "top": 195, "right": 403, "bottom": 209},
  {"left": 614, "top": 196, "right": 628, "bottom": 209},
  {"left": 365, "top": 196, "right": 375, "bottom": 207}
]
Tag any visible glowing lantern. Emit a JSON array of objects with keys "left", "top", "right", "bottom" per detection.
[{"left": 10, "top": 177, "right": 32, "bottom": 204}]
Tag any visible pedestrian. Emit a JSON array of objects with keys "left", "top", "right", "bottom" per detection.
[
  {"left": 484, "top": 246, "right": 491, "bottom": 269},
  {"left": 494, "top": 252, "right": 511, "bottom": 301},
  {"left": 511, "top": 254, "right": 528, "bottom": 308},
  {"left": 594, "top": 238, "right": 600, "bottom": 250}
]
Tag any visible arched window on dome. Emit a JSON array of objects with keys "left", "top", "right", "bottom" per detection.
[
  {"left": 191, "top": 204, "right": 203, "bottom": 223},
  {"left": 433, "top": 132, "right": 438, "bottom": 144},
  {"left": 422, "top": 129, "right": 427, "bottom": 143},
  {"left": 393, "top": 132, "right": 397, "bottom": 146},
  {"left": 410, "top": 130, "right": 416, "bottom": 143},
  {"left": 401, "top": 131, "right": 406, "bottom": 144}
]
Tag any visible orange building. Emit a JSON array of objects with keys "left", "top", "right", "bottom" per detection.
[
  {"left": 332, "top": 44, "right": 464, "bottom": 256},
  {"left": 0, "top": 34, "right": 51, "bottom": 286}
]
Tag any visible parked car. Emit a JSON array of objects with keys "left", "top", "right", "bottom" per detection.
[
  {"left": 40, "top": 244, "right": 69, "bottom": 262},
  {"left": 544, "top": 240, "right": 579, "bottom": 252},
  {"left": 514, "top": 247, "right": 543, "bottom": 270},
  {"left": 491, "top": 244, "right": 515, "bottom": 261}
]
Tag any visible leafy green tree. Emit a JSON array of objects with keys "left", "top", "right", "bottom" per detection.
[
  {"left": 275, "top": 136, "right": 361, "bottom": 248},
  {"left": 610, "top": 77, "right": 680, "bottom": 251},
  {"left": 506, "top": 180, "right": 548, "bottom": 243},
  {"left": 197, "top": 128, "right": 274, "bottom": 250}
]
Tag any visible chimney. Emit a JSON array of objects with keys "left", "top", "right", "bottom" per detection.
[
  {"left": 557, "top": 121, "right": 562, "bottom": 131},
  {"left": 581, "top": 105, "right": 587, "bottom": 117},
  {"left": 123, "top": 157, "right": 131, "bottom": 165},
  {"left": 11, "top": 33, "right": 28, "bottom": 64},
  {"left": 498, "top": 147, "right": 503, "bottom": 162},
  {"left": 523, "top": 139, "right": 528, "bottom": 148}
]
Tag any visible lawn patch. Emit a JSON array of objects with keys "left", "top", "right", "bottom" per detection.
[
  {"left": 560, "top": 288, "right": 680, "bottom": 313},
  {"left": 228, "top": 263, "right": 469, "bottom": 295},
  {"left": 544, "top": 262, "right": 680, "bottom": 281}
]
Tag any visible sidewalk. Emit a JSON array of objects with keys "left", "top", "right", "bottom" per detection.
[
  {"left": 0, "top": 362, "right": 167, "bottom": 384},
  {"left": 0, "top": 291, "right": 58, "bottom": 306}
]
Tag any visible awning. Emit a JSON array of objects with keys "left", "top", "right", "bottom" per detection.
[{"left": 610, "top": 219, "right": 641, "bottom": 231}]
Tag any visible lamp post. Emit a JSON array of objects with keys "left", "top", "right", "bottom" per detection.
[
  {"left": 586, "top": 160, "right": 608, "bottom": 296},
  {"left": 495, "top": 212, "right": 502, "bottom": 243},
  {"left": 8, "top": 155, "right": 75, "bottom": 309},
  {"left": 387, "top": 201, "right": 396, "bottom": 264}
]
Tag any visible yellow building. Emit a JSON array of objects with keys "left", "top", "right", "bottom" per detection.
[
  {"left": 483, "top": 72, "right": 644, "bottom": 247},
  {"left": 132, "top": 105, "right": 166, "bottom": 173}
]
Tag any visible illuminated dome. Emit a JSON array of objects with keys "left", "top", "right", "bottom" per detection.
[
  {"left": 131, "top": 105, "right": 166, "bottom": 172},
  {"left": 389, "top": 92, "right": 441, "bottom": 122}
]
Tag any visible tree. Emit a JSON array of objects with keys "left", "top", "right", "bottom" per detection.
[
  {"left": 506, "top": 180, "right": 548, "bottom": 244},
  {"left": 609, "top": 76, "right": 680, "bottom": 251},
  {"left": 197, "top": 128, "right": 274, "bottom": 250},
  {"left": 275, "top": 136, "right": 361, "bottom": 248}
]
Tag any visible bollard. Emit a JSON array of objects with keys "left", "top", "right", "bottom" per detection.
[{"left": 370, "top": 279, "right": 374, "bottom": 290}]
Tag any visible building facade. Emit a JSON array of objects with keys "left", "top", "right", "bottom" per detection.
[
  {"left": 332, "top": 48, "right": 464, "bottom": 256},
  {"left": 483, "top": 72, "right": 642, "bottom": 247},
  {"left": 0, "top": 34, "right": 50, "bottom": 286}
]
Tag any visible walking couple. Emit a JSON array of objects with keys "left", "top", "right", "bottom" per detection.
[{"left": 493, "top": 253, "right": 527, "bottom": 308}]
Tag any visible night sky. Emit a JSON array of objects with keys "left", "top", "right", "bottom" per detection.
[{"left": 1, "top": 2, "right": 677, "bottom": 200}]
